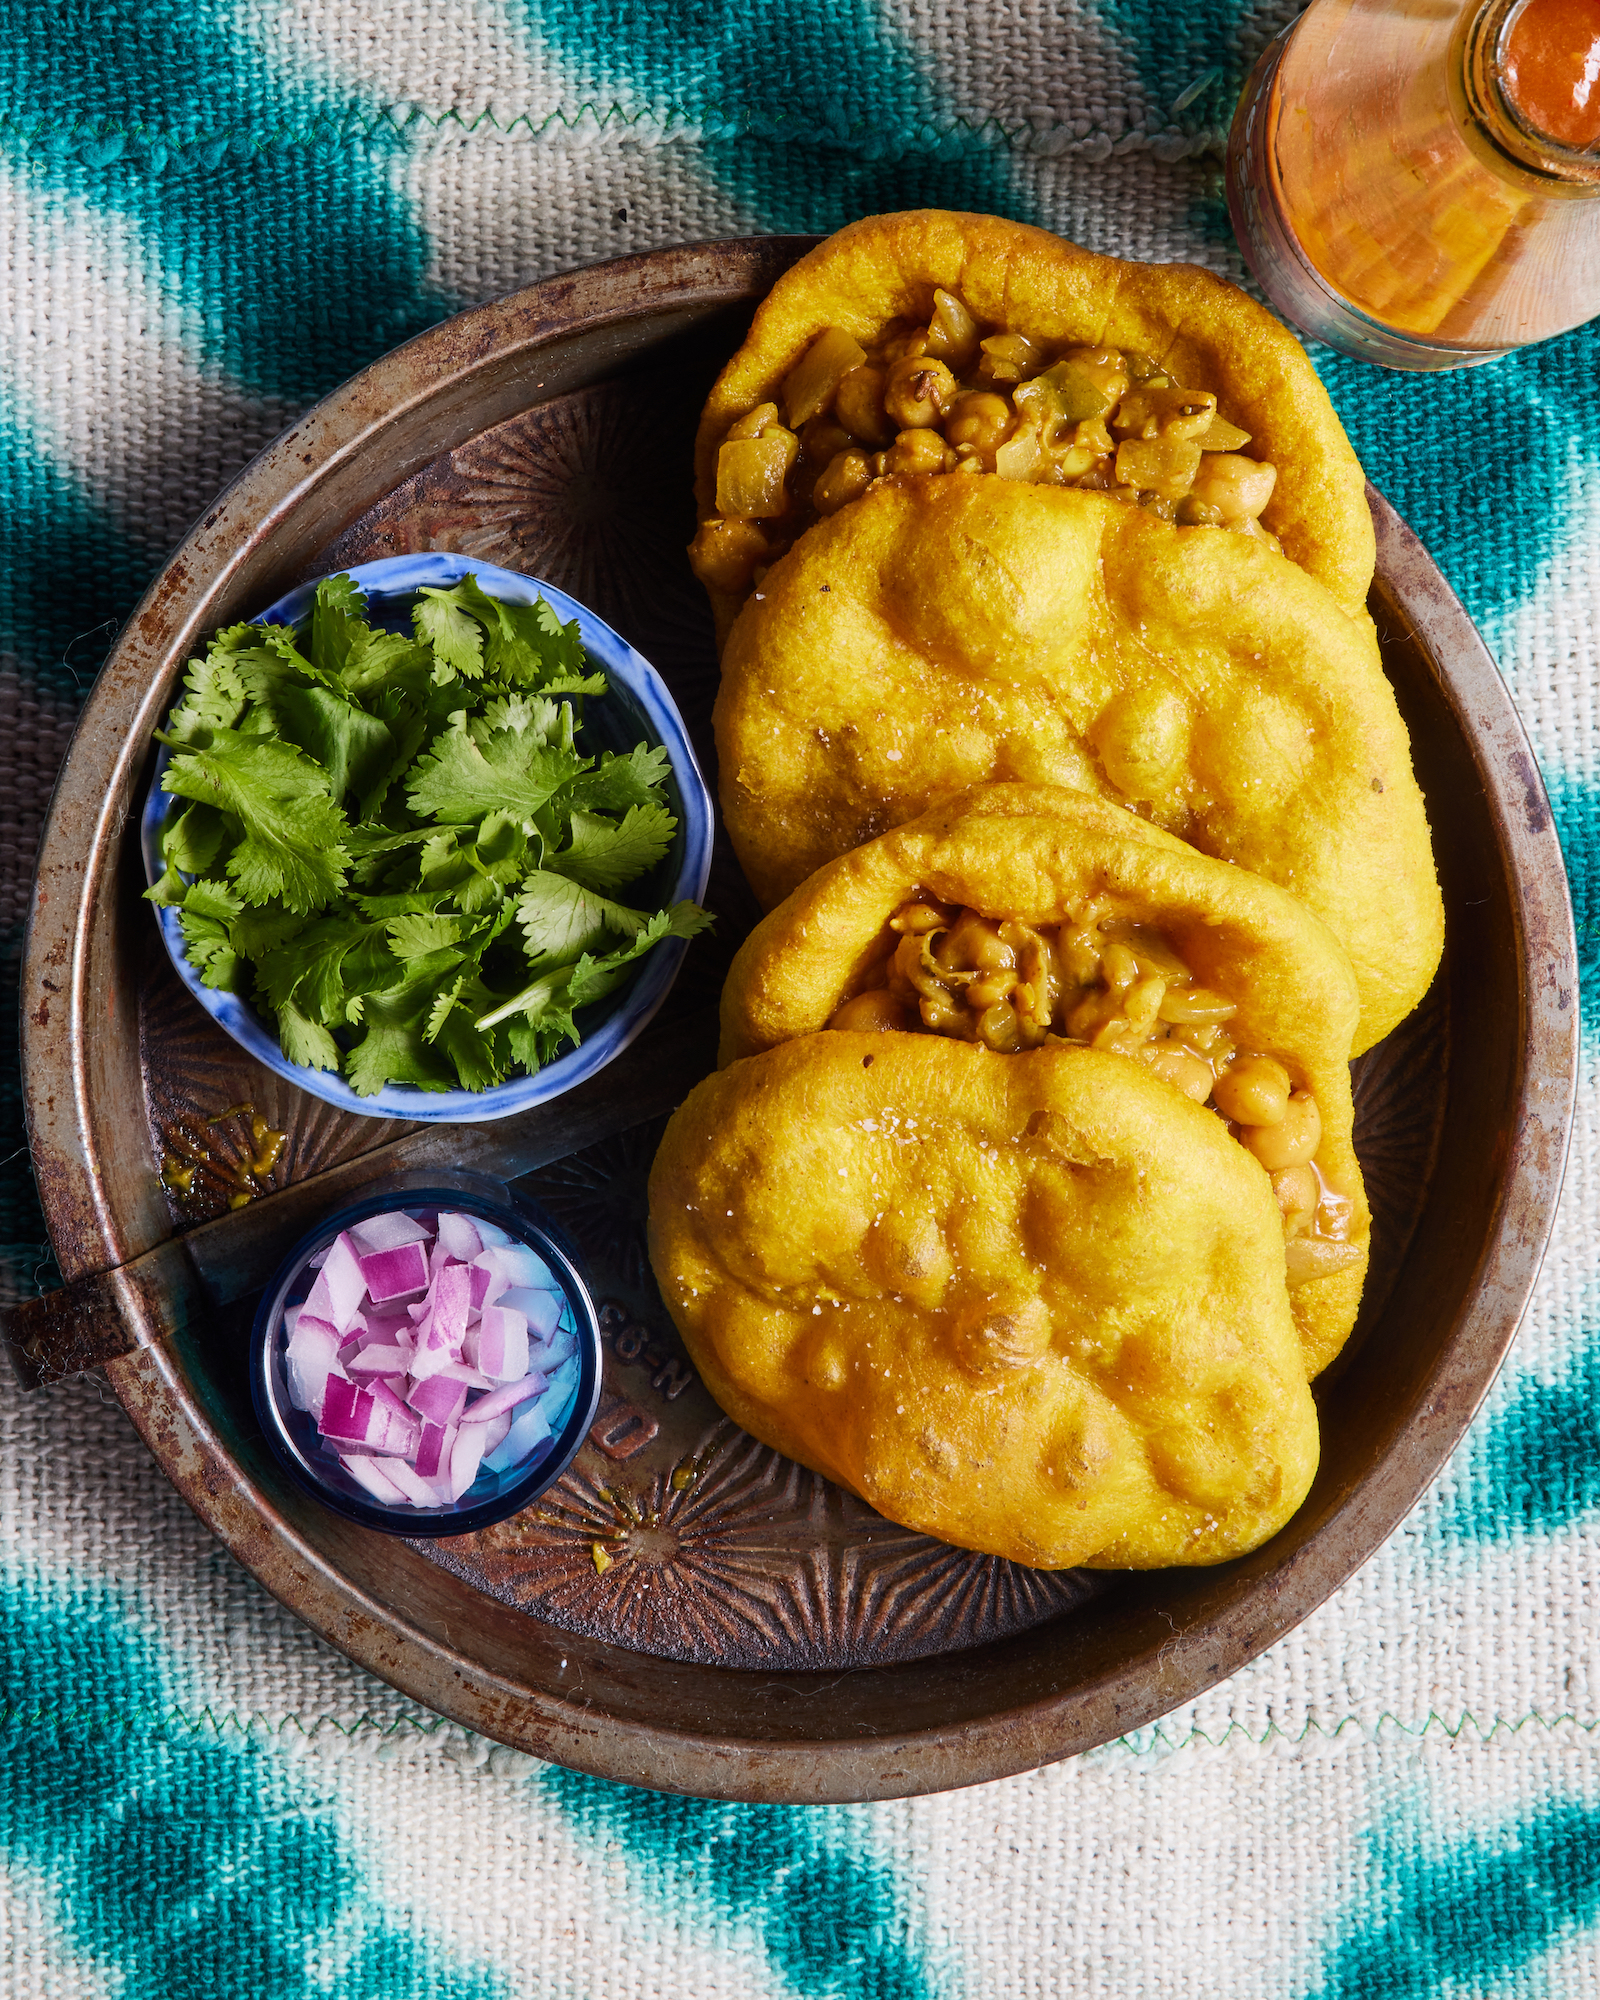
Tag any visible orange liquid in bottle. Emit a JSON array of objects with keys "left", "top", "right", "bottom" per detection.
[
  {"left": 1501, "top": 0, "right": 1600, "bottom": 148},
  {"left": 1230, "top": 0, "right": 1600, "bottom": 364}
]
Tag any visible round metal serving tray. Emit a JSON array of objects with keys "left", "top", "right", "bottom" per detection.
[{"left": 18, "top": 240, "right": 1578, "bottom": 1802}]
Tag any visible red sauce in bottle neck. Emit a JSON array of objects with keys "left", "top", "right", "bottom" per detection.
[{"left": 1501, "top": 0, "right": 1600, "bottom": 149}]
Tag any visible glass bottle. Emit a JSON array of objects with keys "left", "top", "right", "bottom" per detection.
[{"left": 1227, "top": 0, "right": 1600, "bottom": 368}]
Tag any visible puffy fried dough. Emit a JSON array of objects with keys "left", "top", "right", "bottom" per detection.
[
  {"left": 714, "top": 477, "right": 1441, "bottom": 1053},
  {"left": 695, "top": 208, "right": 1374, "bottom": 630},
  {"left": 720, "top": 782, "right": 1369, "bottom": 1379},
  {"left": 648, "top": 1033, "right": 1319, "bottom": 1570}
]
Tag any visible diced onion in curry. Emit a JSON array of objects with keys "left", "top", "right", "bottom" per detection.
[
  {"left": 692, "top": 292, "right": 1283, "bottom": 596},
  {"left": 825, "top": 896, "right": 1357, "bottom": 1280}
]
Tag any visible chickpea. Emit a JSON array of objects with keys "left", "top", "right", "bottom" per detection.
[
  {"left": 937, "top": 910, "right": 1015, "bottom": 975},
  {"left": 966, "top": 976, "right": 1015, "bottom": 1011},
  {"left": 1212, "top": 1054, "right": 1293, "bottom": 1126},
  {"left": 1272, "top": 1164, "right": 1319, "bottom": 1227},
  {"left": 921, "top": 990, "right": 979, "bottom": 1037},
  {"left": 880, "top": 429, "right": 953, "bottom": 477},
  {"left": 799, "top": 414, "right": 854, "bottom": 465},
  {"left": 884, "top": 353, "right": 958, "bottom": 430},
  {"left": 1066, "top": 988, "right": 1115, "bottom": 1041},
  {"left": 889, "top": 901, "right": 952, "bottom": 935},
  {"left": 976, "top": 999, "right": 1024, "bottom": 1053},
  {"left": 1243, "top": 1089, "right": 1322, "bottom": 1170},
  {"left": 1189, "top": 452, "right": 1278, "bottom": 524},
  {"left": 687, "top": 515, "right": 768, "bottom": 594},
  {"left": 945, "top": 391, "right": 1015, "bottom": 465},
  {"left": 828, "top": 989, "right": 915, "bottom": 1032},
  {"left": 1121, "top": 973, "right": 1167, "bottom": 1036},
  {"left": 835, "top": 365, "right": 893, "bottom": 446},
  {"left": 813, "top": 449, "right": 874, "bottom": 515},
  {"left": 1139, "top": 1044, "right": 1215, "bottom": 1102},
  {"left": 1100, "top": 940, "right": 1140, "bottom": 994}
]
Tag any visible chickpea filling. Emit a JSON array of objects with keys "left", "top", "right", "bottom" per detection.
[
  {"left": 826, "top": 897, "right": 1357, "bottom": 1283},
  {"left": 691, "top": 293, "right": 1282, "bottom": 597}
]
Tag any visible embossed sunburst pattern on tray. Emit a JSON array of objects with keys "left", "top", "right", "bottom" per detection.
[{"left": 138, "top": 928, "right": 416, "bottom": 1228}]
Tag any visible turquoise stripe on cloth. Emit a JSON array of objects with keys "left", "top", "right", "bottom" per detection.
[{"left": 4, "top": 1, "right": 1600, "bottom": 1992}]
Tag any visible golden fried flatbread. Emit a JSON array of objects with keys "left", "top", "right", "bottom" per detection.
[
  {"left": 693, "top": 208, "right": 1373, "bottom": 636},
  {"left": 720, "top": 782, "right": 1369, "bottom": 1380},
  {"left": 714, "top": 476, "right": 1441, "bottom": 1053},
  {"left": 648, "top": 1032, "right": 1319, "bottom": 1569}
]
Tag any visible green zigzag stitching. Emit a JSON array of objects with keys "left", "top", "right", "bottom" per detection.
[
  {"left": 0, "top": 103, "right": 1226, "bottom": 156},
  {"left": 2, "top": 1704, "right": 1598, "bottom": 1753}
]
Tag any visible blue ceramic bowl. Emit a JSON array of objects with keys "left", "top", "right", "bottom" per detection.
[
  {"left": 141, "top": 554, "right": 713, "bottom": 1122},
  {"left": 251, "top": 1177, "right": 604, "bottom": 1536}
]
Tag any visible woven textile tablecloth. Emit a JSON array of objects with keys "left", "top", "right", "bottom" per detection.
[{"left": 4, "top": 2, "right": 1600, "bottom": 1994}]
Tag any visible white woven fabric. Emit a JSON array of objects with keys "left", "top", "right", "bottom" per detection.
[{"left": 4, "top": 2, "right": 1599, "bottom": 1992}]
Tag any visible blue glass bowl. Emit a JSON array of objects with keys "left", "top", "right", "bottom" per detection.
[
  {"left": 251, "top": 1178, "right": 603, "bottom": 1536},
  {"left": 140, "top": 553, "right": 713, "bottom": 1123}
]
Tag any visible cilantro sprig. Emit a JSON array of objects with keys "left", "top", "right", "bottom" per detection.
[{"left": 149, "top": 573, "right": 711, "bottom": 1096}]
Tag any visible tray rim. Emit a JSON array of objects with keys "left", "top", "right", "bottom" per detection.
[{"left": 18, "top": 240, "right": 1580, "bottom": 1802}]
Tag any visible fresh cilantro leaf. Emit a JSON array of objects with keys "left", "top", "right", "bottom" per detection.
[
  {"left": 146, "top": 864, "right": 188, "bottom": 908},
  {"left": 548, "top": 803, "right": 676, "bottom": 894},
  {"left": 242, "top": 675, "right": 395, "bottom": 812},
  {"left": 340, "top": 629, "right": 435, "bottom": 701},
  {"left": 308, "top": 573, "right": 365, "bottom": 680},
  {"left": 277, "top": 998, "right": 341, "bottom": 1071},
  {"left": 566, "top": 901, "right": 716, "bottom": 1008},
  {"left": 255, "top": 913, "right": 397, "bottom": 1024},
  {"left": 434, "top": 1000, "right": 507, "bottom": 1090},
  {"left": 164, "top": 802, "right": 229, "bottom": 875},
  {"left": 386, "top": 911, "right": 463, "bottom": 963},
  {"left": 343, "top": 972, "right": 459, "bottom": 1096},
  {"left": 478, "top": 692, "right": 558, "bottom": 741},
  {"left": 346, "top": 825, "right": 437, "bottom": 859},
  {"left": 506, "top": 1012, "right": 575, "bottom": 1071},
  {"left": 147, "top": 801, "right": 232, "bottom": 906},
  {"left": 166, "top": 651, "right": 247, "bottom": 744},
  {"left": 566, "top": 744, "right": 674, "bottom": 814},
  {"left": 232, "top": 902, "right": 309, "bottom": 958},
  {"left": 351, "top": 890, "right": 449, "bottom": 920},
  {"left": 424, "top": 976, "right": 465, "bottom": 1044},
  {"left": 158, "top": 729, "right": 351, "bottom": 912},
  {"left": 177, "top": 879, "right": 246, "bottom": 990},
  {"left": 516, "top": 872, "right": 648, "bottom": 965},
  {"left": 413, "top": 585, "right": 485, "bottom": 680},
  {"left": 406, "top": 719, "right": 586, "bottom": 826},
  {"left": 182, "top": 878, "right": 244, "bottom": 923}
]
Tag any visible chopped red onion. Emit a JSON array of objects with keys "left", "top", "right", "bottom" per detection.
[
  {"left": 286, "top": 1316, "right": 343, "bottom": 1423},
  {"left": 358, "top": 1241, "right": 430, "bottom": 1303},
  {"left": 414, "top": 1421, "right": 455, "bottom": 1481},
  {"left": 407, "top": 1372, "right": 468, "bottom": 1428},
  {"left": 304, "top": 1232, "right": 369, "bottom": 1334},
  {"left": 344, "top": 1342, "right": 413, "bottom": 1379},
  {"left": 350, "top": 1212, "right": 430, "bottom": 1255},
  {"left": 448, "top": 1423, "right": 488, "bottom": 1500},
  {"left": 472, "top": 1304, "right": 529, "bottom": 1382},
  {"left": 436, "top": 1359, "right": 495, "bottom": 1390},
  {"left": 339, "top": 1454, "right": 409, "bottom": 1504},
  {"left": 279, "top": 1205, "right": 583, "bottom": 1511},
  {"left": 484, "top": 1399, "right": 552, "bottom": 1475},
  {"left": 436, "top": 1211, "right": 483, "bottom": 1262},
  {"left": 459, "top": 1373, "right": 543, "bottom": 1426}
]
